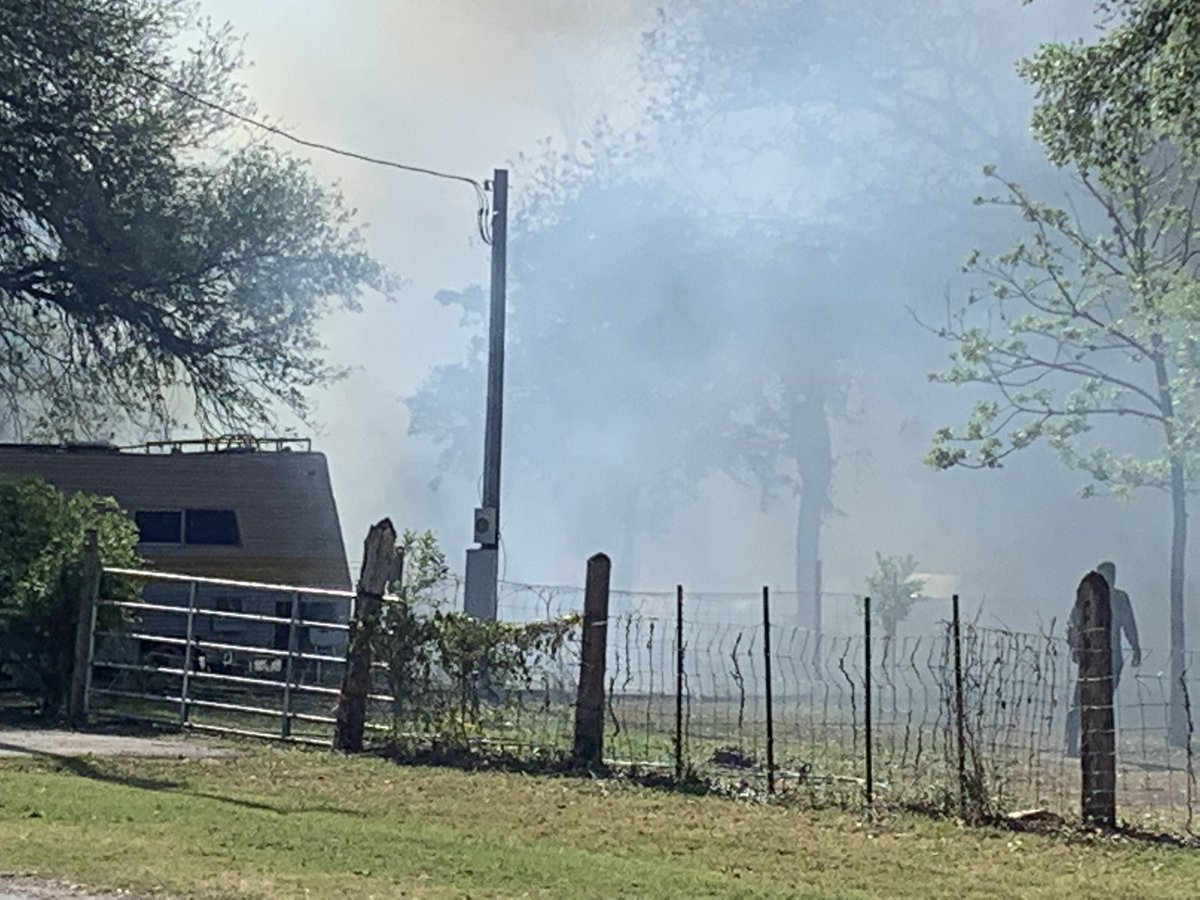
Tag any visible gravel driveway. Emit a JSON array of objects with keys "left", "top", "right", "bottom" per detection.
[
  {"left": 0, "top": 875, "right": 145, "bottom": 900},
  {"left": 0, "top": 729, "right": 233, "bottom": 759}
]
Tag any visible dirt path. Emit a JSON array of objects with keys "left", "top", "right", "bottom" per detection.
[{"left": 0, "top": 729, "right": 233, "bottom": 759}]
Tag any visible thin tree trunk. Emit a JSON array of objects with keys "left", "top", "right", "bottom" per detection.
[
  {"left": 795, "top": 491, "right": 822, "bottom": 628},
  {"left": 1169, "top": 459, "right": 1189, "bottom": 747},
  {"left": 1154, "top": 346, "right": 1190, "bottom": 747},
  {"left": 792, "top": 395, "right": 832, "bottom": 629}
]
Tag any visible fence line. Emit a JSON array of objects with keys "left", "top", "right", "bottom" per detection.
[
  {"left": 493, "top": 579, "right": 1200, "bottom": 830},
  {"left": 85, "top": 566, "right": 1198, "bottom": 834}
]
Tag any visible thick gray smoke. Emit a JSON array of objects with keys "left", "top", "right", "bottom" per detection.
[{"left": 201, "top": 0, "right": 1188, "bottom": 649}]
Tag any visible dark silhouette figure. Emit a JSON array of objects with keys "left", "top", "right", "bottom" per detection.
[{"left": 1064, "top": 561, "right": 1142, "bottom": 756}]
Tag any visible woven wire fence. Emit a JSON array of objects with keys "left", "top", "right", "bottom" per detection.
[
  {"left": 495, "top": 582, "right": 1197, "bottom": 831},
  {"left": 94, "top": 571, "right": 1195, "bottom": 832}
]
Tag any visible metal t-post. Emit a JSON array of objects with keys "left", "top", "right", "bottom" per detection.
[
  {"left": 282, "top": 591, "right": 301, "bottom": 739},
  {"left": 180, "top": 580, "right": 198, "bottom": 726}
]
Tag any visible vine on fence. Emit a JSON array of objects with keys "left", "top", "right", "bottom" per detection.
[{"left": 373, "top": 530, "right": 579, "bottom": 747}]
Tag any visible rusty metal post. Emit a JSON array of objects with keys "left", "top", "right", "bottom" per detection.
[
  {"left": 572, "top": 553, "right": 611, "bottom": 767},
  {"left": 763, "top": 586, "right": 776, "bottom": 794},
  {"left": 675, "top": 584, "right": 685, "bottom": 782},
  {"left": 952, "top": 594, "right": 967, "bottom": 818},
  {"left": 864, "top": 595, "right": 873, "bottom": 805}
]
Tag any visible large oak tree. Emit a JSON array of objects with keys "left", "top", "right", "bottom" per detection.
[{"left": 0, "top": 0, "right": 385, "bottom": 439}]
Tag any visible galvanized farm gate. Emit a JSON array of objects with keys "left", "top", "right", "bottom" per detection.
[{"left": 84, "top": 566, "right": 385, "bottom": 745}]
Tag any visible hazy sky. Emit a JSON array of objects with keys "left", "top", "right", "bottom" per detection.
[
  {"left": 191, "top": 1, "right": 1188, "bottom": 651},
  {"left": 197, "top": 0, "right": 649, "bottom": 569}
]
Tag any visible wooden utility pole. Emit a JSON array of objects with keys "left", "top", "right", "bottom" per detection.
[
  {"left": 464, "top": 168, "right": 508, "bottom": 621},
  {"left": 334, "top": 519, "right": 397, "bottom": 753}
]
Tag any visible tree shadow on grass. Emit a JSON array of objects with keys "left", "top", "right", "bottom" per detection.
[
  {"left": 0, "top": 740, "right": 184, "bottom": 790},
  {"left": 0, "top": 741, "right": 363, "bottom": 817}
]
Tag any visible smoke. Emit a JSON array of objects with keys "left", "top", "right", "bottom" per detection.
[{"left": 197, "top": 0, "right": 1188, "bottom": 646}]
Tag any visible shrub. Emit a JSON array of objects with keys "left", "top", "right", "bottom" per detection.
[
  {"left": 374, "top": 530, "right": 579, "bottom": 746},
  {"left": 858, "top": 552, "right": 927, "bottom": 641},
  {"left": 0, "top": 475, "right": 140, "bottom": 713}
]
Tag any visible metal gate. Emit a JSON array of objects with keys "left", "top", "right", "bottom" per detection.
[{"left": 86, "top": 566, "right": 367, "bottom": 745}]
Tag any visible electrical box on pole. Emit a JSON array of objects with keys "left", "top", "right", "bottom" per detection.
[
  {"left": 463, "top": 168, "right": 507, "bottom": 620},
  {"left": 464, "top": 546, "right": 499, "bottom": 620},
  {"left": 473, "top": 506, "right": 497, "bottom": 544}
]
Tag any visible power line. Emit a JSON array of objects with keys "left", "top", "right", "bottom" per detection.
[{"left": 125, "top": 62, "right": 493, "bottom": 244}]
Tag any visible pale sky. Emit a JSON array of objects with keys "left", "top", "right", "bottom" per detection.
[{"left": 196, "top": 1, "right": 650, "bottom": 579}]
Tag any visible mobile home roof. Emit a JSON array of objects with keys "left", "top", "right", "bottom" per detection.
[{"left": 0, "top": 444, "right": 351, "bottom": 590}]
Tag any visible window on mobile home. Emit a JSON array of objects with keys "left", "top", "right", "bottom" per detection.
[
  {"left": 135, "top": 510, "right": 182, "bottom": 544},
  {"left": 185, "top": 509, "right": 240, "bottom": 545}
]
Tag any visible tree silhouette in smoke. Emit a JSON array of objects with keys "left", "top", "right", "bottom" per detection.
[{"left": 408, "top": 0, "right": 1092, "bottom": 606}]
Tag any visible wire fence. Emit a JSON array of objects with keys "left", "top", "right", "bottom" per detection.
[
  {"left": 86, "top": 570, "right": 1198, "bottom": 834},
  {"left": 493, "top": 581, "right": 1199, "bottom": 831}
]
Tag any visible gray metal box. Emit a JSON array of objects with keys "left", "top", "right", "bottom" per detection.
[{"left": 463, "top": 546, "right": 498, "bottom": 620}]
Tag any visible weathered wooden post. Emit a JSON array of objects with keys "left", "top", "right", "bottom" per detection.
[
  {"left": 1075, "top": 570, "right": 1116, "bottom": 828},
  {"left": 334, "top": 519, "right": 397, "bottom": 753},
  {"left": 572, "top": 553, "right": 611, "bottom": 768},
  {"left": 68, "top": 529, "right": 102, "bottom": 727}
]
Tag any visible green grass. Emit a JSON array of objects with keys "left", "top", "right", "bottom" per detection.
[
  {"left": 1, "top": 742, "right": 1199, "bottom": 898},
  {"left": 84, "top": 687, "right": 1200, "bottom": 836}
]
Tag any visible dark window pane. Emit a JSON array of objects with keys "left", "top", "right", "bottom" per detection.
[
  {"left": 135, "top": 510, "right": 182, "bottom": 544},
  {"left": 185, "top": 509, "right": 240, "bottom": 545}
]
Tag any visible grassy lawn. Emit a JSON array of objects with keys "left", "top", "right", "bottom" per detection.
[{"left": 0, "top": 743, "right": 1198, "bottom": 898}]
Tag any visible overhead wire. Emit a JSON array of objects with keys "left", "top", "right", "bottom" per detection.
[
  {"left": 117, "top": 58, "right": 510, "bottom": 578},
  {"left": 123, "top": 61, "right": 493, "bottom": 244}
]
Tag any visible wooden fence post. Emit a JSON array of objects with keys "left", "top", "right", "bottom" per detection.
[
  {"left": 573, "top": 553, "right": 610, "bottom": 768},
  {"left": 1076, "top": 570, "right": 1116, "bottom": 827},
  {"left": 334, "top": 519, "right": 397, "bottom": 753},
  {"left": 68, "top": 529, "right": 101, "bottom": 727}
]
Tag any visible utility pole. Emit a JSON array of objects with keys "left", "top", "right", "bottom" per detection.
[{"left": 464, "top": 168, "right": 507, "bottom": 620}]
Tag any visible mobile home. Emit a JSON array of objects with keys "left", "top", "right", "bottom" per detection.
[{"left": 0, "top": 437, "right": 352, "bottom": 656}]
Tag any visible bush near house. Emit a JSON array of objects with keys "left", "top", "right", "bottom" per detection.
[{"left": 0, "top": 475, "right": 140, "bottom": 713}]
